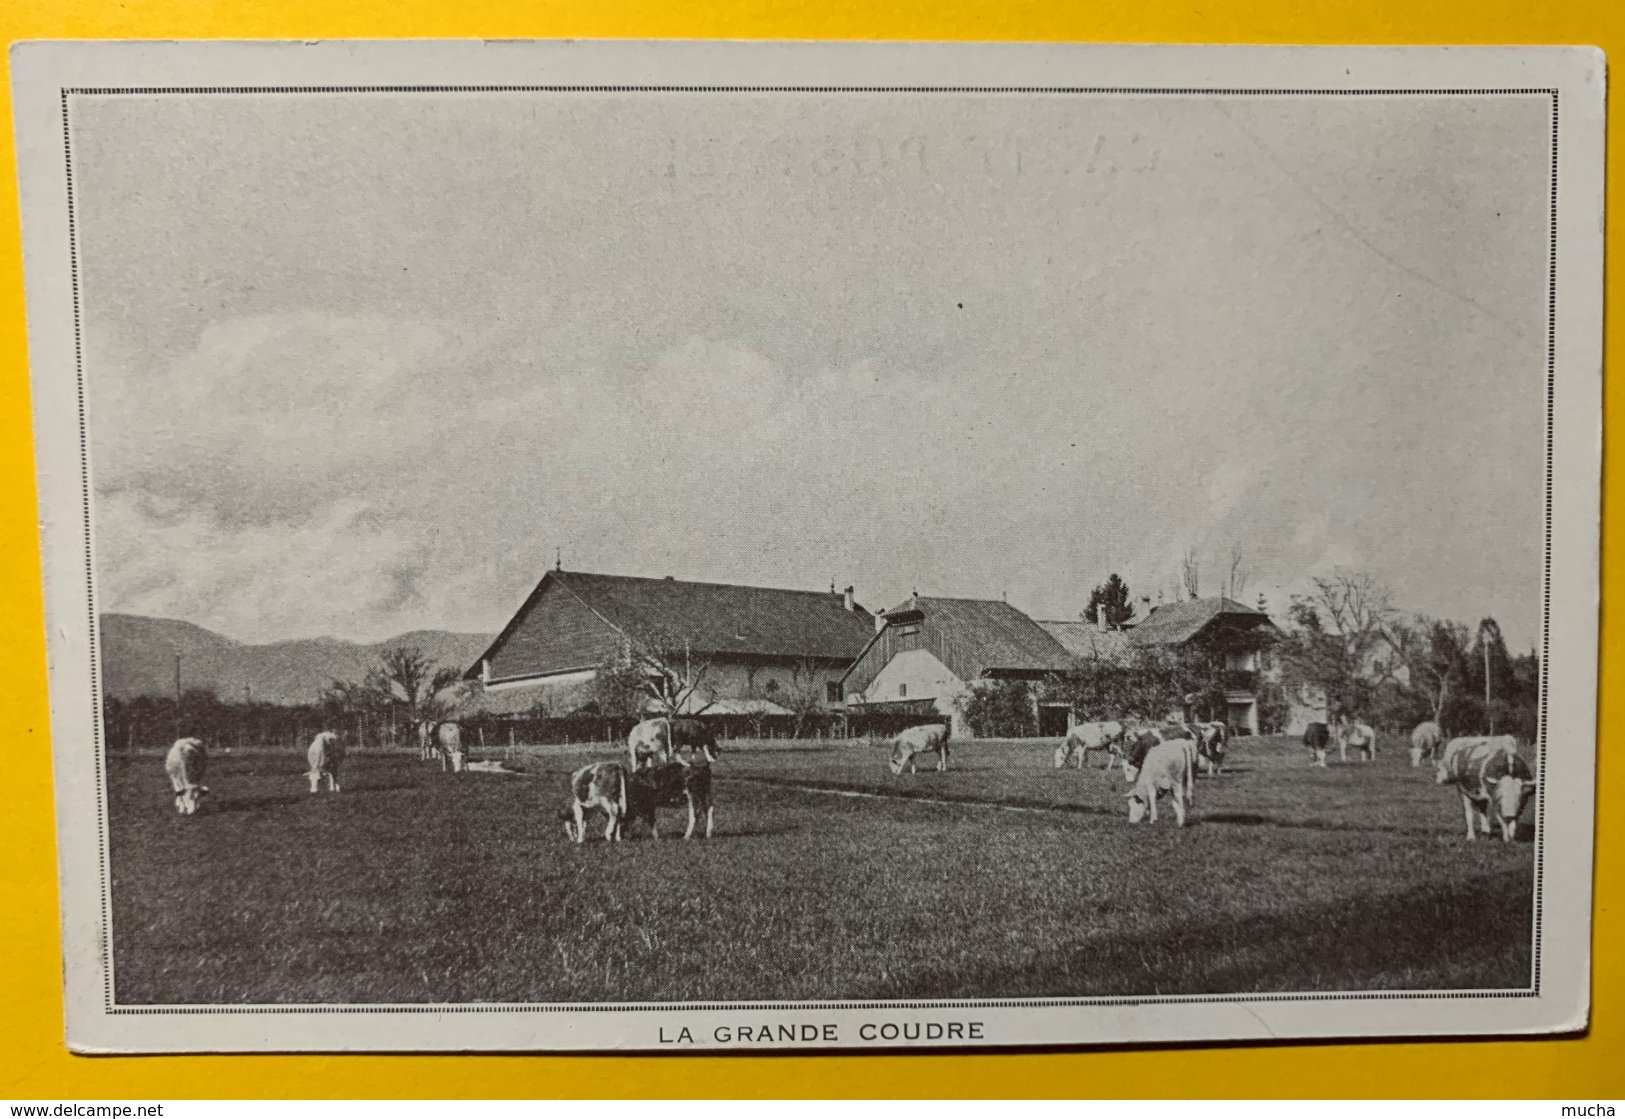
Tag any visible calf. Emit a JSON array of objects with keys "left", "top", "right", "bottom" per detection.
[
  {"left": 1409, "top": 720, "right": 1445, "bottom": 768},
  {"left": 1436, "top": 735, "right": 1536, "bottom": 842},
  {"left": 625, "top": 761, "right": 716, "bottom": 839},
  {"left": 1304, "top": 721, "right": 1331, "bottom": 767},
  {"left": 888, "top": 723, "right": 950, "bottom": 775},
  {"left": 306, "top": 730, "right": 345, "bottom": 793},
  {"left": 1338, "top": 718, "right": 1378, "bottom": 763},
  {"left": 1053, "top": 720, "right": 1124, "bottom": 770},
  {"left": 164, "top": 738, "right": 209, "bottom": 816},
  {"left": 627, "top": 717, "right": 719, "bottom": 770},
  {"left": 1125, "top": 739, "right": 1194, "bottom": 827},
  {"left": 561, "top": 761, "right": 629, "bottom": 843}
]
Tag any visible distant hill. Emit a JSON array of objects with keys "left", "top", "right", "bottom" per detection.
[{"left": 99, "top": 613, "right": 494, "bottom": 705}]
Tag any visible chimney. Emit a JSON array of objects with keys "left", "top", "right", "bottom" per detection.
[
  {"left": 843, "top": 585, "right": 855, "bottom": 612},
  {"left": 910, "top": 590, "right": 920, "bottom": 610},
  {"left": 1096, "top": 609, "right": 1108, "bottom": 633}
]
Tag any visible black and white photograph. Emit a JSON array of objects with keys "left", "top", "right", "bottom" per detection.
[{"left": 11, "top": 40, "right": 1604, "bottom": 1052}]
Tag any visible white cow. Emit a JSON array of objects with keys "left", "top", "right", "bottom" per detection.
[
  {"left": 1053, "top": 720, "right": 1124, "bottom": 770},
  {"left": 1409, "top": 720, "right": 1445, "bottom": 768},
  {"left": 1125, "top": 738, "right": 1194, "bottom": 827},
  {"left": 1337, "top": 718, "right": 1378, "bottom": 763},
  {"left": 1436, "top": 735, "right": 1536, "bottom": 842},
  {"left": 1120, "top": 725, "right": 1198, "bottom": 804},
  {"left": 164, "top": 738, "right": 209, "bottom": 816},
  {"left": 888, "top": 723, "right": 950, "bottom": 775},
  {"left": 306, "top": 730, "right": 345, "bottom": 794},
  {"left": 562, "top": 761, "right": 629, "bottom": 843},
  {"left": 431, "top": 722, "right": 466, "bottom": 773}
]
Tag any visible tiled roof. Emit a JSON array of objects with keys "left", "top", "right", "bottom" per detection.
[
  {"left": 891, "top": 596, "right": 1076, "bottom": 679},
  {"left": 469, "top": 569, "right": 877, "bottom": 679},
  {"left": 1037, "top": 620, "right": 1133, "bottom": 663},
  {"left": 1125, "top": 596, "right": 1269, "bottom": 647}
]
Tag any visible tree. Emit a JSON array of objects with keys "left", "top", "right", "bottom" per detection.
[
  {"left": 590, "top": 656, "right": 647, "bottom": 718},
  {"left": 1385, "top": 615, "right": 1470, "bottom": 730},
  {"left": 623, "top": 628, "right": 717, "bottom": 716},
  {"left": 779, "top": 657, "right": 830, "bottom": 738},
  {"left": 1084, "top": 573, "right": 1136, "bottom": 629},
  {"left": 328, "top": 646, "right": 464, "bottom": 745},
  {"left": 1224, "top": 542, "right": 1250, "bottom": 600},
  {"left": 1180, "top": 547, "right": 1201, "bottom": 600},
  {"left": 1277, "top": 569, "right": 1399, "bottom": 719}
]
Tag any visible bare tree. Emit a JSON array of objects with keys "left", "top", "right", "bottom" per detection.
[
  {"left": 626, "top": 628, "right": 716, "bottom": 716},
  {"left": 1180, "top": 547, "right": 1201, "bottom": 600},
  {"left": 1386, "top": 615, "right": 1470, "bottom": 728},
  {"left": 780, "top": 656, "right": 830, "bottom": 738},
  {"left": 1279, "top": 569, "right": 1400, "bottom": 718},
  {"left": 1224, "top": 542, "right": 1250, "bottom": 600}
]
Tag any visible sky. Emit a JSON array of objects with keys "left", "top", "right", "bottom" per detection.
[{"left": 71, "top": 90, "right": 1552, "bottom": 648}]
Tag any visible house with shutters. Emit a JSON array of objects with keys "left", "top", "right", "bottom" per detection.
[
  {"left": 840, "top": 593, "right": 1078, "bottom": 737},
  {"left": 1039, "top": 595, "right": 1281, "bottom": 733},
  {"left": 460, "top": 567, "right": 876, "bottom": 718}
]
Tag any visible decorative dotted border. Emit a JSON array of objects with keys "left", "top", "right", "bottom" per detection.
[{"left": 58, "top": 82, "right": 1559, "bottom": 1018}]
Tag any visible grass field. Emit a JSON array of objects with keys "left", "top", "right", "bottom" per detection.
[{"left": 106, "top": 733, "right": 1535, "bottom": 1004}]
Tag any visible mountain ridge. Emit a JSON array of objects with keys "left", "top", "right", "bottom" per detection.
[{"left": 100, "top": 613, "right": 494, "bottom": 705}]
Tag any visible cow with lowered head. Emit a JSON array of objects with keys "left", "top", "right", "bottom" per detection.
[
  {"left": 164, "top": 737, "right": 209, "bottom": 816},
  {"left": 888, "top": 722, "right": 950, "bottom": 775}
]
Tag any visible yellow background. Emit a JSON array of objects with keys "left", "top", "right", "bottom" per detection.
[{"left": 0, "top": 0, "right": 1615, "bottom": 1099}]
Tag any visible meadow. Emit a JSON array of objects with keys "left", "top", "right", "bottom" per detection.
[{"left": 106, "top": 733, "right": 1535, "bottom": 1004}]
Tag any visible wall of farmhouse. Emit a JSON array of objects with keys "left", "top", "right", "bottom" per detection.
[
  {"left": 689, "top": 660, "right": 849, "bottom": 710},
  {"left": 858, "top": 650, "right": 969, "bottom": 734}
]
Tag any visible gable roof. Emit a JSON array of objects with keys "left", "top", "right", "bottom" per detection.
[
  {"left": 1125, "top": 596, "right": 1271, "bottom": 647},
  {"left": 863, "top": 595, "right": 1076, "bottom": 682},
  {"left": 467, "top": 569, "right": 876, "bottom": 678},
  {"left": 1037, "top": 619, "right": 1133, "bottom": 662}
]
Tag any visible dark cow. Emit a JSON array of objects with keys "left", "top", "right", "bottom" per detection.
[
  {"left": 888, "top": 723, "right": 950, "bottom": 775},
  {"left": 1304, "top": 721, "right": 1331, "bottom": 767},
  {"left": 625, "top": 761, "right": 716, "bottom": 839},
  {"left": 627, "top": 717, "right": 719, "bottom": 770},
  {"left": 562, "top": 761, "right": 629, "bottom": 842},
  {"left": 1194, "top": 721, "right": 1229, "bottom": 776},
  {"left": 1435, "top": 736, "right": 1536, "bottom": 842}
]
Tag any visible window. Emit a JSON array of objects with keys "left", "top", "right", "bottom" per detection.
[
  {"left": 898, "top": 683, "right": 907, "bottom": 698},
  {"left": 826, "top": 681, "right": 841, "bottom": 702}
]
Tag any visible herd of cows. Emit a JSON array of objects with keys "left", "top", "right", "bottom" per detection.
[{"left": 157, "top": 708, "right": 1539, "bottom": 845}]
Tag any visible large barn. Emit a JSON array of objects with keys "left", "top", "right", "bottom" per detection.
[
  {"left": 840, "top": 594, "right": 1077, "bottom": 737},
  {"left": 461, "top": 568, "right": 875, "bottom": 718}
]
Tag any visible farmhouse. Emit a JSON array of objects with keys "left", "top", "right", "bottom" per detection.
[
  {"left": 461, "top": 567, "right": 875, "bottom": 718},
  {"left": 1040, "top": 595, "right": 1282, "bottom": 733},
  {"left": 840, "top": 594, "right": 1077, "bottom": 737}
]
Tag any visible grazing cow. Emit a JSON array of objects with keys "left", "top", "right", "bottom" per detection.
[
  {"left": 1436, "top": 736, "right": 1536, "bottom": 842},
  {"left": 416, "top": 720, "right": 436, "bottom": 762},
  {"left": 1337, "top": 718, "right": 1378, "bottom": 763},
  {"left": 433, "top": 722, "right": 466, "bottom": 773},
  {"left": 627, "top": 717, "right": 719, "bottom": 770},
  {"left": 164, "top": 738, "right": 209, "bottom": 816},
  {"left": 625, "top": 761, "right": 716, "bottom": 840},
  {"left": 1119, "top": 724, "right": 1197, "bottom": 803},
  {"left": 1125, "top": 739, "right": 1194, "bottom": 827},
  {"left": 306, "top": 730, "right": 345, "bottom": 794},
  {"left": 1053, "top": 720, "right": 1124, "bottom": 770},
  {"left": 561, "top": 761, "right": 629, "bottom": 843},
  {"left": 1304, "top": 721, "right": 1331, "bottom": 767},
  {"left": 1194, "top": 721, "right": 1229, "bottom": 776},
  {"left": 1409, "top": 720, "right": 1445, "bottom": 768},
  {"left": 888, "top": 723, "right": 950, "bottom": 775}
]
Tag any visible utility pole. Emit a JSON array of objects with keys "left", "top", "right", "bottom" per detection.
[
  {"left": 1484, "top": 639, "right": 1494, "bottom": 735},
  {"left": 173, "top": 653, "right": 181, "bottom": 741}
]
